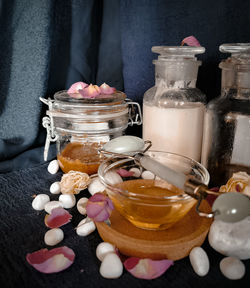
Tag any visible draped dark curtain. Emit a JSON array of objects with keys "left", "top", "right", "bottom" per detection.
[{"left": 1, "top": 0, "right": 250, "bottom": 173}]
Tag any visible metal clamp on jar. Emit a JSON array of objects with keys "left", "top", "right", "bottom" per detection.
[{"left": 40, "top": 90, "right": 142, "bottom": 175}]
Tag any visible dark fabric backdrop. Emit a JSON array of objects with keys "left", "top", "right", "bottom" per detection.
[{"left": 1, "top": 0, "right": 250, "bottom": 173}]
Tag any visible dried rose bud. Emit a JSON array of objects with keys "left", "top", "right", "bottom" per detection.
[
  {"left": 100, "top": 83, "right": 116, "bottom": 94},
  {"left": 79, "top": 84, "right": 101, "bottom": 98},
  {"left": 67, "top": 82, "right": 88, "bottom": 94}
]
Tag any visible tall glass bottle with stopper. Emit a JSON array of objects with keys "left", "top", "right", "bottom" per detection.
[
  {"left": 143, "top": 46, "right": 206, "bottom": 161},
  {"left": 201, "top": 44, "right": 250, "bottom": 187}
]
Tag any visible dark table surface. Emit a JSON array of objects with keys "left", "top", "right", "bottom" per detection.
[{"left": 0, "top": 162, "right": 250, "bottom": 288}]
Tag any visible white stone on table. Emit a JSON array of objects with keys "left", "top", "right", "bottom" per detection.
[
  {"left": 189, "top": 247, "right": 209, "bottom": 276},
  {"left": 220, "top": 257, "right": 245, "bottom": 280},
  {"left": 47, "top": 160, "right": 59, "bottom": 174},
  {"left": 32, "top": 194, "right": 50, "bottom": 211},
  {"left": 99, "top": 252, "right": 123, "bottom": 279},
  {"left": 208, "top": 216, "right": 250, "bottom": 259},
  {"left": 59, "top": 194, "right": 76, "bottom": 209},
  {"left": 44, "top": 201, "right": 63, "bottom": 214},
  {"left": 50, "top": 181, "right": 61, "bottom": 194},
  {"left": 96, "top": 242, "right": 116, "bottom": 262}
]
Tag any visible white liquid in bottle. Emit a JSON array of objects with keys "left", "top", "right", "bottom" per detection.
[{"left": 143, "top": 102, "right": 205, "bottom": 161}]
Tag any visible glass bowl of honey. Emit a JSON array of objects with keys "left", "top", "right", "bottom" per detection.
[{"left": 98, "top": 151, "right": 210, "bottom": 230}]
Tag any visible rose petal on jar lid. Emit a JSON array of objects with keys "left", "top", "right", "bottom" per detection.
[
  {"left": 26, "top": 246, "right": 75, "bottom": 273},
  {"left": 44, "top": 207, "right": 72, "bottom": 228},
  {"left": 86, "top": 193, "right": 114, "bottom": 222},
  {"left": 100, "top": 83, "right": 116, "bottom": 94},
  {"left": 67, "top": 82, "right": 88, "bottom": 94},
  {"left": 181, "top": 36, "right": 201, "bottom": 47},
  {"left": 79, "top": 84, "right": 101, "bottom": 98},
  {"left": 124, "top": 257, "right": 174, "bottom": 279}
]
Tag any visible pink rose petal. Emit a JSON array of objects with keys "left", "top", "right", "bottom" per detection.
[
  {"left": 79, "top": 84, "right": 101, "bottom": 98},
  {"left": 100, "top": 83, "right": 116, "bottom": 94},
  {"left": 67, "top": 82, "right": 88, "bottom": 94},
  {"left": 124, "top": 257, "right": 173, "bottom": 280},
  {"left": 181, "top": 36, "right": 201, "bottom": 47},
  {"left": 86, "top": 193, "right": 114, "bottom": 222},
  {"left": 116, "top": 168, "right": 134, "bottom": 177},
  {"left": 44, "top": 207, "right": 72, "bottom": 228},
  {"left": 26, "top": 246, "right": 75, "bottom": 273}
]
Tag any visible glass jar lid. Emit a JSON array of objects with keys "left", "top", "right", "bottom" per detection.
[
  {"left": 152, "top": 46, "right": 205, "bottom": 60},
  {"left": 219, "top": 43, "right": 250, "bottom": 55}
]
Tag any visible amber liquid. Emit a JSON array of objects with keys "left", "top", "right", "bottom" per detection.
[
  {"left": 57, "top": 142, "right": 105, "bottom": 175},
  {"left": 110, "top": 179, "right": 196, "bottom": 230}
]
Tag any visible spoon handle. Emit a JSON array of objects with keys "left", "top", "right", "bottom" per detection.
[{"left": 134, "top": 153, "right": 187, "bottom": 190}]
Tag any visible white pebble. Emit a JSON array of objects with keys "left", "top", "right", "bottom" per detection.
[
  {"left": 208, "top": 216, "right": 250, "bottom": 259},
  {"left": 44, "top": 228, "right": 64, "bottom": 246},
  {"left": 77, "top": 197, "right": 88, "bottom": 215},
  {"left": 59, "top": 194, "right": 76, "bottom": 209},
  {"left": 50, "top": 182, "right": 61, "bottom": 194},
  {"left": 96, "top": 242, "right": 116, "bottom": 261},
  {"left": 32, "top": 194, "right": 50, "bottom": 211},
  {"left": 220, "top": 257, "right": 245, "bottom": 280},
  {"left": 44, "top": 201, "right": 63, "bottom": 214},
  {"left": 47, "top": 160, "right": 59, "bottom": 174},
  {"left": 104, "top": 170, "right": 123, "bottom": 185},
  {"left": 88, "top": 177, "right": 105, "bottom": 195},
  {"left": 141, "top": 170, "right": 155, "bottom": 180},
  {"left": 129, "top": 167, "right": 141, "bottom": 178},
  {"left": 189, "top": 247, "right": 210, "bottom": 276},
  {"left": 76, "top": 217, "right": 96, "bottom": 236},
  {"left": 99, "top": 252, "right": 123, "bottom": 279}
]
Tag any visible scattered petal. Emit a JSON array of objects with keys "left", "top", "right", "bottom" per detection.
[
  {"left": 100, "top": 83, "right": 116, "bottom": 95},
  {"left": 124, "top": 257, "right": 173, "bottom": 280},
  {"left": 45, "top": 207, "right": 72, "bottom": 228},
  {"left": 116, "top": 168, "right": 134, "bottom": 177},
  {"left": 60, "top": 170, "right": 90, "bottom": 194},
  {"left": 26, "top": 246, "right": 75, "bottom": 273},
  {"left": 86, "top": 193, "right": 114, "bottom": 222},
  {"left": 79, "top": 84, "right": 101, "bottom": 98},
  {"left": 67, "top": 82, "right": 88, "bottom": 94},
  {"left": 181, "top": 36, "right": 201, "bottom": 47}
]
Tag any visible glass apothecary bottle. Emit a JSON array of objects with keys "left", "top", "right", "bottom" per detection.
[
  {"left": 40, "top": 90, "right": 142, "bottom": 175},
  {"left": 201, "top": 44, "right": 250, "bottom": 186},
  {"left": 143, "top": 46, "right": 206, "bottom": 161}
]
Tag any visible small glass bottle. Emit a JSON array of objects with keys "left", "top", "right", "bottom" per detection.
[
  {"left": 201, "top": 44, "right": 250, "bottom": 186},
  {"left": 41, "top": 90, "right": 142, "bottom": 175},
  {"left": 143, "top": 46, "right": 206, "bottom": 161}
]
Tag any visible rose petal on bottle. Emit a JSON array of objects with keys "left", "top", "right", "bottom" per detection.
[
  {"left": 44, "top": 207, "right": 72, "bottom": 228},
  {"left": 67, "top": 82, "right": 88, "bottom": 94},
  {"left": 100, "top": 83, "right": 116, "bottom": 94},
  {"left": 124, "top": 257, "right": 173, "bottom": 279},
  {"left": 181, "top": 36, "right": 201, "bottom": 47},
  {"left": 86, "top": 193, "right": 114, "bottom": 222},
  {"left": 79, "top": 84, "right": 101, "bottom": 98},
  {"left": 26, "top": 246, "right": 75, "bottom": 273}
]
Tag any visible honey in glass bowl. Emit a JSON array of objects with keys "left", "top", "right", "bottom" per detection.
[{"left": 98, "top": 151, "right": 210, "bottom": 230}]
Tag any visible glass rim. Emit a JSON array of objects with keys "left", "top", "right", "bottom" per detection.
[
  {"left": 54, "top": 90, "right": 126, "bottom": 105},
  {"left": 219, "top": 43, "right": 250, "bottom": 54},
  {"left": 152, "top": 46, "right": 205, "bottom": 56},
  {"left": 98, "top": 150, "right": 209, "bottom": 202}
]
